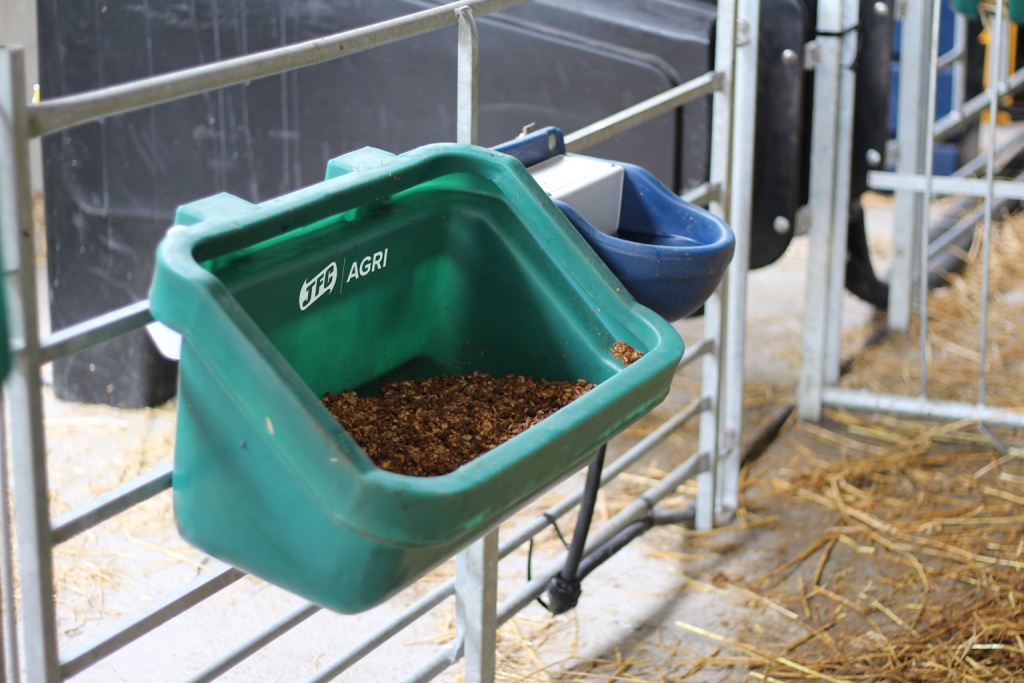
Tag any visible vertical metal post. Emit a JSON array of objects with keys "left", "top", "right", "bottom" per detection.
[
  {"left": 979, "top": 3, "right": 1004, "bottom": 403},
  {"left": 798, "top": 1, "right": 844, "bottom": 421},
  {"left": 823, "top": 0, "right": 862, "bottom": 385},
  {"left": 919, "top": 0, "right": 943, "bottom": 397},
  {"left": 951, "top": 13, "right": 969, "bottom": 113},
  {"left": 0, "top": 47, "right": 60, "bottom": 682},
  {"left": 455, "top": 12, "right": 495, "bottom": 683},
  {"left": 455, "top": 530, "right": 498, "bottom": 683},
  {"left": 697, "top": 0, "right": 737, "bottom": 530},
  {"left": 717, "top": 0, "right": 760, "bottom": 515},
  {"left": 890, "top": 0, "right": 935, "bottom": 332},
  {"left": 456, "top": 6, "right": 478, "bottom": 146},
  {"left": 0, "top": 393, "right": 17, "bottom": 683}
]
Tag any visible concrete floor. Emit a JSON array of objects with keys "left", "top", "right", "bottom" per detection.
[{"left": 35, "top": 199, "right": 896, "bottom": 682}]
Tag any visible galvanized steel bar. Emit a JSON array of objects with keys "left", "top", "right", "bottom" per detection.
[
  {"left": 822, "top": 387, "right": 1024, "bottom": 427},
  {"left": 39, "top": 300, "right": 152, "bottom": 363},
  {"left": 0, "top": 394, "right": 15, "bottom": 683},
  {"left": 677, "top": 337, "right": 714, "bottom": 371},
  {"left": 564, "top": 72, "right": 721, "bottom": 153},
  {"left": 185, "top": 601, "right": 322, "bottom": 683},
  {"left": 950, "top": 13, "right": 969, "bottom": 112},
  {"left": 936, "top": 48, "right": 961, "bottom": 71},
  {"left": 456, "top": 6, "right": 479, "bottom": 146},
  {"left": 933, "top": 62, "right": 1024, "bottom": 140},
  {"left": 797, "top": 27, "right": 842, "bottom": 420},
  {"left": 928, "top": 170, "right": 1024, "bottom": 258},
  {"left": 693, "top": 0, "right": 735, "bottom": 530},
  {"left": 918, "top": 0, "right": 944, "bottom": 398},
  {"left": 889, "top": 0, "right": 934, "bottom": 332},
  {"left": 456, "top": 531, "right": 498, "bottom": 683},
  {"left": 979, "top": 4, "right": 1004, "bottom": 404},
  {"left": 59, "top": 565, "right": 246, "bottom": 679},
  {"left": 50, "top": 462, "right": 173, "bottom": 545},
  {"left": 403, "top": 640, "right": 463, "bottom": 683},
  {"left": 26, "top": 0, "right": 535, "bottom": 139},
  {"left": 867, "top": 171, "right": 1024, "bottom": 199},
  {"left": 679, "top": 181, "right": 718, "bottom": 206},
  {"left": 302, "top": 579, "right": 456, "bottom": 683},
  {"left": 952, "top": 124, "right": 1024, "bottom": 178},
  {"left": 823, "top": 0, "right": 861, "bottom": 387},
  {"left": 936, "top": 30, "right": 964, "bottom": 71},
  {"left": 0, "top": 47, "right": 61, "bottom": 683},
  {"left": 455, "top": 9, "right": 494, "bottom": 682},
  {"left": 715, "top": 0, "right": 759, "bottom": 517}
]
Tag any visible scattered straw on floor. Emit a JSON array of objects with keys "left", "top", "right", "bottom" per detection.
[
  {"left": 446, "top": 412, "right": 1024, "bottom": 682},
  {"left": 842, "top": 210, "right": 1024, "bottom": 406}
]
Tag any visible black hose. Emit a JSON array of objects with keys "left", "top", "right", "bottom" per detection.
[
  {"left": 538, "top": 404, "right": 795, "bottom": 613},
  {"left": 544, "top": 445, "right": 606, "bottom": 615},
  {"left": 579, "top": 519, "right": 651, "bottom": 580}
]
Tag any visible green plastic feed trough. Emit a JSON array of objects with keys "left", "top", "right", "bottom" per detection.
[{"left": 149, "top": 144, "right": 684, "bottom": 613}]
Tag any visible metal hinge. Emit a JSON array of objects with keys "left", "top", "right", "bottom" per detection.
[
  {"left": 803, "top": 40, "right": 821, "bottom": 71},
  {"left": 893, "top": 0, "right": 908, "bottom": 20}
]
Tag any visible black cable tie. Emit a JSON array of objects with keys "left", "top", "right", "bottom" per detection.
[
  {"left": 816, "top": 25, "right": 858, "bottom": 37},
  {"left": 542, "top": 512, "right": 571, "bottom": 550},
  {"left": 526, "top": 537, "right": 552, "bottom": 611}
]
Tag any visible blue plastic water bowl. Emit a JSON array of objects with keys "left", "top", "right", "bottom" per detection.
[{"left": 494, "top": 128, "right": 735, "bottom": 322}]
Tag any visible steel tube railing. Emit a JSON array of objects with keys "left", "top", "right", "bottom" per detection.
[
  {"left": 867, "top": 172, "right": 1024, "bottom": 199},
  {"left": 934, "top": 62, "right": 1024, "bottom": 140},
  {"left": 679, "top": 181, "right": 718, "bottom": 206},
  {"left": 25, "top": 0, "right": 535, "bottom": 139},
  {"left": 565, "top": 71, "right": 721, "bottom": 153},
  {"left": 919, "top": 0, "right": 944, "bottom": 398},
  {"left": 1, "top": 47, "right": 62, "bottom": 681},
  {"left": 300, "top": 579, "right": 456, "bottom": 683},
  {"left": 952, "top": 125, "right": 1024, "bottom": 178},
  {"left": 927, "top": 169, "right": 1024, "bottom": 258},
  {"left": 40, "top": 301, "right": 153, "bottom": 363},
  {"left": 822, "top": 387, "right": 1024, "bottom": 427},
  {"left": 59, "top": 565, "right": 246, "bottom": 679},
  {"left": 0, "top": 394, "right": 18, "bottom": 681},
  {"left": 50, "top": 462, "right": 173, "bottom": 545},
  {"left": 978, "top": 6, "right": 1005, "bottom": 404},
  {"left": 936, "top": 45, "right": 963, "bottom": 70},
  {"left": 182, "top": 602, "right": 322, "bottom": 683}
]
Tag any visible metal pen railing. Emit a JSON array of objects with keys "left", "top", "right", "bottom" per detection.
[
  {"left": 799, "top": 0, "right": 1024, "bottom": 428},
  {"left": 0, "top": 0, "right": 759, "bottom": 679}
]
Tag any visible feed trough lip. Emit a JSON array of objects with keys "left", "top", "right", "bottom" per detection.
[{"left": 150, "top": 143, "right": 684, "bottom": 550}]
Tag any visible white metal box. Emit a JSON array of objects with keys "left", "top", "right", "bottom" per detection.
[{"left": 528, "top": 154, "right": 624, "bottom": 235}]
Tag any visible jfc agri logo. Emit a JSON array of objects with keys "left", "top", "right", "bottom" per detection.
[
  {"left": 298, "top": 248, "right": 389, "bottom": 311},
  {"left": 299, "top": 262, "right": 337, "bottom": 310}
]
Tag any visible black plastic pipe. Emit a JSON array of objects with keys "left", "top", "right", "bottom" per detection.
[
  {"left": 541, "top": 403, "right": 795, "bottom": 613},
  {"left": 545, "top": 445, "right": 606, "bottom": 614}
]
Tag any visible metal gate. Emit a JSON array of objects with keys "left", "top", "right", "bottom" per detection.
[
  {"left": 0, "top": 0, "right": 760, "bottom": 679},
  {"left": 799, "top": 0, "right": 1024, "bottom": 427}
]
